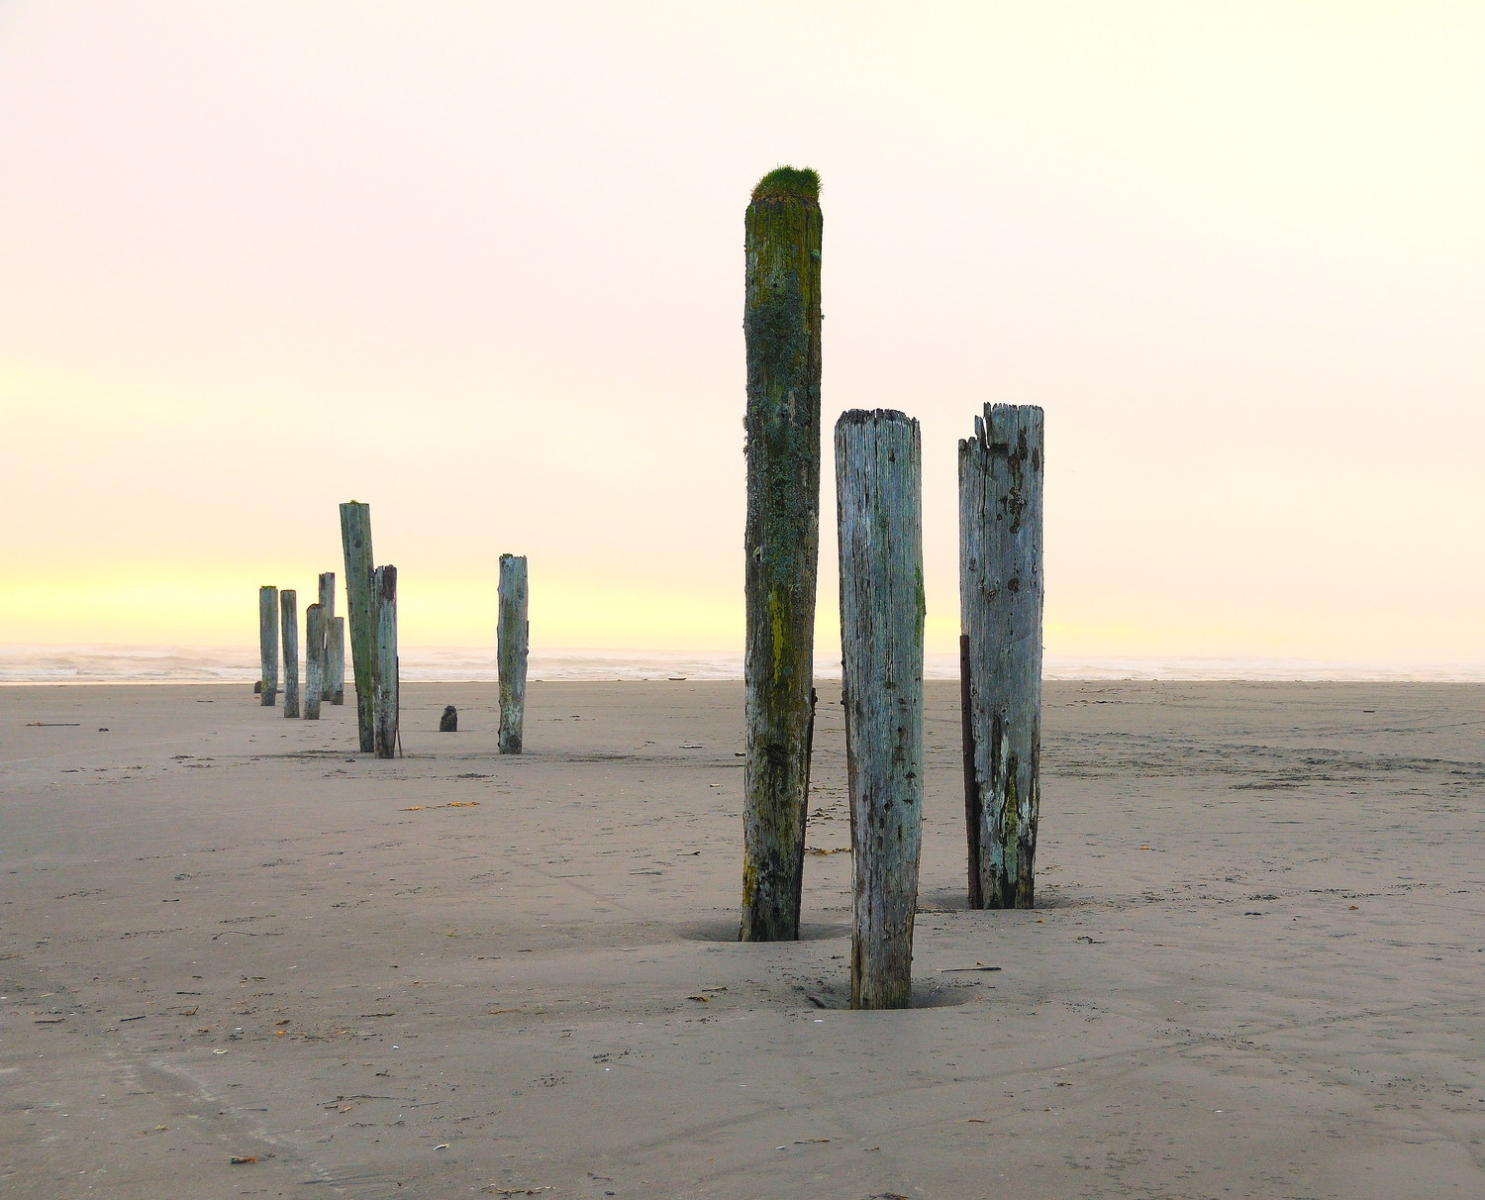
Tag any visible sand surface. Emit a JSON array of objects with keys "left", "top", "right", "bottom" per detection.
[{"left": 2, "top": 679, "right": 1483, "bottom": 1199}]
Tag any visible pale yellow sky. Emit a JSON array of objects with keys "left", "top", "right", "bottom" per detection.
[{"left": 1, "top": 1, "right": 1481, "bottom": 664}]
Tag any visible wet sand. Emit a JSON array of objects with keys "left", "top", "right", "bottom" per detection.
[{"left": 2, "top": 680, "right": 1483, "bottom": 1198}]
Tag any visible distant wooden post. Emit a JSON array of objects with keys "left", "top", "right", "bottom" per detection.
[
  {"left": 317, "top": 572, "right": 338, "bottom": 702},
  {"left": 372, "top": 565, "right": 398, "bottom": 759},
  {"left": 258, "top": 586, "right": 278, "bottom": 706},
  {"left": 327, "top": 616, "right": 346, "bottom": 705},
  {"left": 741, "top": 166, "right": 823, "bottom": 943},
  {"left": 836, "top": 409, "right": 924, "bottom": 1009},
  {"left": 304, "top": 603, "right": 325, "bottom": 720},
  {"left": 497, "top": 554, "right": 529, "bottom": 754},
  {"left": 959, "top": 404, "right": 1045, "bottom": 908},
  {"left": 280, "top": 589, "right": 300, "bottom": 719},
  {"left": 339, "top": 502, "right": 376, "bottom": 751}
]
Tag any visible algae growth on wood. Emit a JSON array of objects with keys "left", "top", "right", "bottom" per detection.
[{"left": 740, "top": 166, "right": 823, "bottom": 942}]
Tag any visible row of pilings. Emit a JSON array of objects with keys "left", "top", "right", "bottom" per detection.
[
  {"left": 740, "top": 167, "right": 1045, "bottom": 1008},
  {"left": 256, "top": 502, "right": 529, "bottom": 760},
  {"left": 255, "top": 574, "right": 343, "bottom": 719},
  {"left": 252, "top": 166, "right": 1046, "bottom": 1013}
]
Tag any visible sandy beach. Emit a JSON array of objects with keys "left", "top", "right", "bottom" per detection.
[{"left": 2, "top": 679, "right": 1482, "bottom": 1199}]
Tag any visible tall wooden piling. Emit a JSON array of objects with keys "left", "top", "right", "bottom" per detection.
[
  {"left": 339, "top": 502, "right": 376, "bottom": 751},
  {"left": 740, "top": 166, "right": 823, "bottom": 942},
  {"left": 836, "top": 409, "right": 924, "bottom": 1009},
  {"left": 258, "top": 586, "right": 279, "bottom": 705},
  {"left": 317, "top": 572, "right": 338, "bottom": 702},
  {"left": 304, "top": 602, "right": 325, "bottom": 720},
  {"left": 280, "top": 589, "right": 300, "bottom": 719},
  {"left": 327, "top": 616, "right": 346, "bottom": 706},
  {"left": 497, "top": 554, "right": 529, "bottom": 754},
  {"left": 372, "top": 565, "right": 398, "bottom": 759},
  {"left": 959, "top": 404, "right": 1045, "bottom": 908}
]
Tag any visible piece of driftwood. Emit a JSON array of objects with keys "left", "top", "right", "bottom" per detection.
[
  {"left": 835, "top": 409, "right": 924, "bottom": 1009},
  {"left": 497, "top": 554, "right": 529, "bottom": 754},
  {"left": 258, "top": 586, "right": 278, "bottom": 706},
  {"left": 339, "top": 502, "right": 376, "bottom": 751},
  {"left": 959, "top": 403, "right": 1045, "bottom": 908},
  {"left": 740, "top": 166, "right": 822, "bottom": 943}
]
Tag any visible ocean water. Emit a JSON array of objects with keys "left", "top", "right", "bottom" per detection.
[{"left": 2, "top": 644, "right": 1483, "bottom": 685}]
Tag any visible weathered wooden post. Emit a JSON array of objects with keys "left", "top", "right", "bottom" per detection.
[
  {"left": 836, "top": 409, "right": 924, "bottom": 1009},
  {"left": 497, "top": 553, "right": 529, "bottom": 754},
  {"left": 740, "top": 165, "right": 823, "bottom": 942},
  {"left": 372, "top": 565, "right": 398, "bottom": 759},
  {"left": 280, "top": 589, "right": 300, "bottom": 719},
  {"left": 959, "top": 403, "right": 1045, "bottom": 908},
  {"left": 339, "top": 502, "right": 376, "bottom": 750},
  {"left": 327, "top": 616, "right": 346, "bottom": 706},
  {"left": 304, "top": 602, "right": 325, "bottom": 721},
  {"left": 258, "top": 586, "right": 278, "bottom": 705},
  {"left": 317, "top": 572, "right": 337, "bottom": 702}
]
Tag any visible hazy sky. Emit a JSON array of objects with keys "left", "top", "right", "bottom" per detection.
[{"left": 2, "top": 1, "right": 1481, "bottom": 665}]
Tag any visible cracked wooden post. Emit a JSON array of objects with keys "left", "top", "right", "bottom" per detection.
[
  {"left": 959, "top": 404, "right": 1045, "bottom": 908},
  {"left": 741, "top": 166, "right": 822, "bottom": 942},
  {"left": 258, "top": 586, "right": 278, "bottom": 705},
  {"left": 497, "top": 553, "right": 529, "bottom": 754},
  {"left": 372, "top": 565, "right": 398, "bottom": 759},
  {"left": 339, "top": 502, "right": 376, "bottom": 751},
  {"left": 280, "top": 589, "right": 300, "bottom": 719},
  {"left": 317, "top": 571, "right": 341, "bottom": 704},
  {"left": 327, "top": 616, "right": 346, "bottom": 706},
  {"left": 304, "top": 602, "right": 325, "bottom": 720},
  {"left": 836, "top": 409, "right": 924, "bottom": 1009}
]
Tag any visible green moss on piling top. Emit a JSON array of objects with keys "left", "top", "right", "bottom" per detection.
[{"left": 751, "top": 166, "right": 820, "bottom": 203}]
